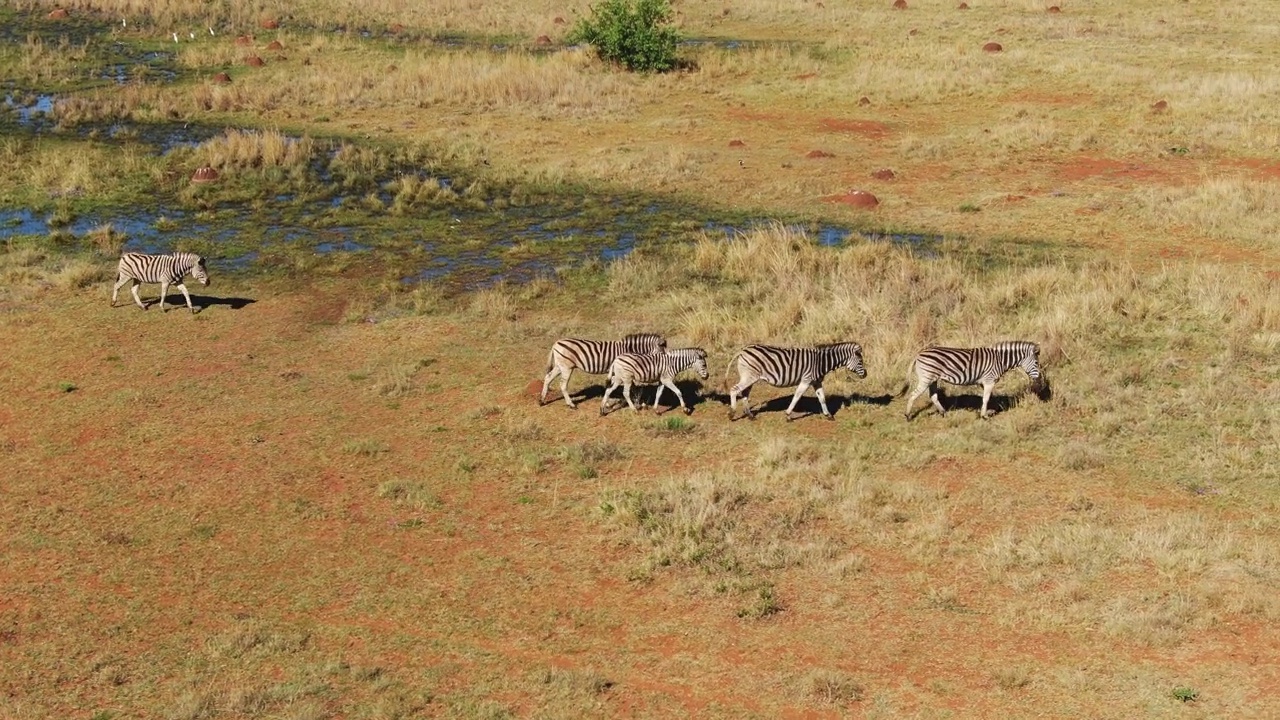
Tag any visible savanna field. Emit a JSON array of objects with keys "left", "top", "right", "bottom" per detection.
[{"left": 1, "top": 0, "right": 1278, "bottom": 718}]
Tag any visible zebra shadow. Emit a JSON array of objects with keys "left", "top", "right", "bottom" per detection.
[
  {"left": 139, "top": 294, "right": 256, "bottom": 311},
  {"left": 917, "top": 386, "right": 1047, "bottom": 417},
  {"left": 718, "top": 391, "right": 895, "bottom": 420}
]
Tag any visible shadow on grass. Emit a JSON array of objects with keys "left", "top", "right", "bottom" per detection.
[
  {"left": 140, "top": 294, "right": 257, "bottom": 311},
  {"left": 705, "top": 390, "right": 897, "bottom": 421},
  {"left": 908, "top": 382, "right": 1051, "bottom": 419},
  {"left": 598, "top": 380, "right": 716, "bottom": 416}
]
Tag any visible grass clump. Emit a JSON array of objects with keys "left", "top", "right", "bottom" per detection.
[
  {"left": 1172, "top": 686, "right": 1199, "bottom": 703},
  {"left": 806, "top": 670, "right": 865, "bottom": 705},
  {"left": 568, "top": 0, "right": 682, "bottom": 73}
]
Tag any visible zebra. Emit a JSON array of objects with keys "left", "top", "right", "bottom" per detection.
[
  {"left": 111, "top": 252, "right": 209, "bottom": 314},
  {"left": 726, "top": 342, "right": 867, "bottom": 422},
  {"left": 903, "top": 341, "right": 1042, "bottom": 420},
  {"left": 540, "top": 333, "right": 666, "bottom": 408},
  {"left": 601, "top": 347, "right": 710, "bottom": 416}
]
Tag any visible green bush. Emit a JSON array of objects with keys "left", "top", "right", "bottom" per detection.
[{"left": 568, "top": 0, "right": 681, "bottom": 73}]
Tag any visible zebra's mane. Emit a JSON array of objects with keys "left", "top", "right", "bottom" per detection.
[
  {"left": 813, "top": 341, "right": 860, "bottom": 352},
  {"left": 991, "top": 340, "right": 1038, "bottom": 353}
]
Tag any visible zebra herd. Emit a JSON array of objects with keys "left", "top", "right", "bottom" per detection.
[{"left": 541, "top": 333, "right": 1045, "bottom": 421}]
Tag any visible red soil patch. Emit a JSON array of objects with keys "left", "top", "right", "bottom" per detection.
[
  {"left": 1059, "top": 156, "right": 1166, "bottom": 183},
  {"left": 1047, "top": 5, "right": 1061, "bottom": 12},
  {"left": 536, "top": 35, "right": 552, "bottom": 45},
  {"left": 728, "top": 139, "right": 746, "bottom": 147},
  {"left": 983, "top": 42, "right": 1003, "bottom": 53},
  {"left": 553, "top": 16, "right": 566, "bottom": 25},
  {"left": 260, "top": 18, "right": 279, "bottom": 30},
  {"left": 1236, "top": 158, "right": 1280, "bottom": 179},
  {"left": 871, "top": 168, "right": 896, "bottom": 180},
  {"left": 245, "top": 55, "right": 265, "bottom": 67},
  {"left": 825, "top": 189, "right": 879, "bottom": 208},
  {"left": 47, "top": 8, "right": 69, "bottom": 19},
  {"left": 1151, "top": 99, "right": 1169, "bottom": 112},
  {"left": 957, "top": 2, "right": 969, "bottom": 8},
  {"left": 191, "top": 167, "right": 220, "bottom": 183},
  {"left": 212, "top": 72, "right": 231, "bottom": 84},
  {"left": 818, "top": 118, "right": 889, "bottom": 139},
  {"left": 266, "top": 40, "right": 284, "bottom": 50},
  {"left": 857, "top": 96, "right": 871, "bottom": 106},
  {"left": 389, "top": 23, "right": 404, "bottom": 34},
  {"left": 235, "top": 35, "right": 253, "bottom": 46},
  {"left": 1007, "top": 90, "right": 1092, "bottom": 105},
  {"left": 893, "top": 0, "right": 908, "bottom": 8},
  {"left": 1005, "top": 194, "right": 1027, "bottom": 202},
  {"left": 727, "top": 108, "right": 785, "bottom": 123},
  {"left": 815, "top": 2, "right": 825, "bottom": 7},
  {"left": 794, "top": 72, "right": 818, "bottom": 80},
  {"left": 909, "top": 28, "right": 919, "bottom": 36},
  {"left": 805, "top": 150, "right": 835, "bottom": 159}
]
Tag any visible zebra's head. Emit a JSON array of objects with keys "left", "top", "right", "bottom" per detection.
[
  {"left": 1020, "top": 342, "right": 1042, "bottom": 380},
  {"left": 193, "top": 256, "right": 210, "bottom": 286},
  {"left": 690, "top": 348, "right": 709, "bottom": 380},
  {"left": 846, "top": 343, "right": 867, "bottom": 379}
]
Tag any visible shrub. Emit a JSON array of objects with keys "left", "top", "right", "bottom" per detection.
[{"left": 568, "top": 0, "right": 681, "bottom": 73}]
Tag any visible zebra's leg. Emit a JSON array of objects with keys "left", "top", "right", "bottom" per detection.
[
  {"left": 158, "top": 280, "right": 170, "bottom": 312},
  {"left": 660, "top": 378, "right": 690, "bottom": 415},
  {"left": 929, "top": 382, "right": 947, "bottom": 417},
  {"left": 600, "top": 377, "right": 618, "bottom": 416},
  {"left": 652, "top": 382, "right": 666, "bottom": 413},
  {"left": 784, "top": 381, "right": 812, "bottom": 422},
  {"left": 623, "top": 381, "right": 640, "bottom": 412},
  {"left": 560, "top": 368, "right": 577, "bottom": 409},
  {"left": 129, "top": 280, "right": 146, "bottom": 310},
  {"left": 111, "top": 274, "right": 129, "bottom": 307},
  {"left": 904, "top": 379, "right": 927, "bottom": 420},
  {"left": 980, "top": 382, "right": 995, "bottom": 419},
  {"left": 814, "top": 383, "right": 835, "bottom": 420},
  {"left": 176, "top": 282, "right": 196, "bottom": 314}
]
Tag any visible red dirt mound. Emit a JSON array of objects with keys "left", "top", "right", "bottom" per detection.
[
  {"left": 389, "top": 23, "right": 404, "bottom": 34},
  {"left": 893, "top": 0, "right": 908, "bottom": 8},
  {"left": 983, "top": 42, "right": 1003, "bottom": 53},
  {"left": 553, "top": 16, "right": 566, "bottom": 25},
  {"left": 806, "top": 150, "right": 835, "bottom": 159},
  {"left": 826, "top": 189, "right": 880, "bottom": 208},
  {"left": 260, "top": 18, "right": 279, "bottom": 30},
  {"left": 958, "top": 2, "right": 969, "bottom": 8},
  {"left": 536, "top": 35, "right": 552, "bottom": 45},
  {"left": 212, "top": 72, "right": 231, "bottom": 84},
  {"left": 871, "top": 168, "right": 896, "bottom": 180},
  {"left": 266, "top": 40, "right": 284, "bottom": 50},
  {"left": 795, "top": 72, "right": 818, "bottom": 80},
  {"left": 192, "top": 166, "right": 220, "bottom": 183},
  {"left": 1048, "top": 5, "right": 1062, "bottom": 12},
  {"left": 858, "top": 96, "right": 871, "bottom": 106},
  {"left": 48, "top": 8, "right": 69, "bottom": 19},
  {"left": 819, "top": 118, "right": 889, "bottom": 138},
  {"left": 728, "top": 139, "right": 746, "bottom": 147},
  {"left": 245, "top": 55, "right": 265, "bottom": 67},
  {"left": 1151, "top": 100, "right": 1169, "bottom": 112},
  {"left": 235, "top": 35, "right": 252, "bottom": 46}
]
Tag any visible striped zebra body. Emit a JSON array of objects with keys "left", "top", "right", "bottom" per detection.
[
  {"left": 540, "top": 333, "right": 666, "bottom": 408},
  {"left": 111, "top": 252, "right": 209, "bottom": 314},
  {"left": 727, "top": 342, "right": 866, "bottom": 421},
  {"left": 601, "top": 347, "right": 710, "bottom": 416},
  {"left": 904, "top": 341, "right": 1041, "bottom": 420}
]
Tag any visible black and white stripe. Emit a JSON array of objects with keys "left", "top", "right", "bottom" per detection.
[
  {"left": 727, "top": 342, "right": 867, "bottom": 421},
  {"left": 111, "top": 252, "right": 209, "bottom": 314},
  {"left": 601, "top": 347, "right": 710, "bottom": 416},
  {"left": 904, "top": 341, "right": 1041, "bottom": 420},
  {"left": 540, "top": 333, "right": 666, "bottom": 408}
]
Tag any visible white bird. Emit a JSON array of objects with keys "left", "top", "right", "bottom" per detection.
[
  {"left": 208, "top": 27, "right": 215, "bottom": 36},
  {"left": 172, "top": 32, "right": 179, "bottom": 43},
  {"left": 189, "top": 32, "right": 195, "bottom": 40},
  {"left": 121, "top": 17, "right": 126, "bottom": 27}
]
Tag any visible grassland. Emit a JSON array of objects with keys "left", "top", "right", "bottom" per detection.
[{"left": 2, "top": 0, "right": 1279, "bottom": 718}]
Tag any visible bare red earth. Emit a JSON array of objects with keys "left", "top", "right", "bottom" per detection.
[
  {"left": 825, "top": 189, "right": 879, "bottom": 208},
  {"left": 871, "top": 168, "right": 896, "bottom": 180},
  {"left": 47, "top": 8, "right": 69, "bottom": 19},
  {"left": 806, "top": 150, "right": 835, "bottom": 159},
  {"left": 211, "top": 72, "right": 231, "bottom": 84},
  {"left": 245, "top": 55, "right": 265, "bottom": 67},
  {"left": 983, "top": 42, "right": 1003, "bottom": 53},
  {"left": 818, "top": 118, "right": 890, "bottom": 139},
  {"left": 260, "top": 18, "right": 279, "bottom": 29},
  {"left": 266, "top": 40, "right": 284, "bottom": 50}
]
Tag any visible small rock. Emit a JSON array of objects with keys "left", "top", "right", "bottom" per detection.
[{"left": 983, "top": 42, "right": 1003, "bottom": 53}]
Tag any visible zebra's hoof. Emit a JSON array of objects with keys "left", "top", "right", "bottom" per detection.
[
  {"left": 684, "top": 407, "right": 693, "bottom": 416},
  {"left": 785, "top": 414, "right": 793, "bottom": 423},
  {"left": 824, "top": 414, "right": 834, "bottom": 422}
]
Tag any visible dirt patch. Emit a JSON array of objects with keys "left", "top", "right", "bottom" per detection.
[
  {"left": 212, "top": 72, "right": 231, "bottom": 84},
  {"left": 728, "top": 139, "right": 746, "bottom": 147},
  {"left": 245, "top": 55, "right": 265, "bottom": 67},
  {"left": 1059, "top": 156, "right": 1167, "bottom": 183},
  {"left": 1151, "top": 99, "right": 1169, "bottom": 113},
  {"left": 871, "top": 168, "right": 896, "bottom": 180},
  {"left": 824, "top": 189, "right": 879, "bottom": 208},
  {"left": 805, "top": 150, "right": 835, "bottom": 159},
  {"left": 1006, "top": 90, "right": 1092, "bottom": 106},
  {"left": 817, "top": 118, "right": 890, "bottom": 139},
  {"left": 983, "top": 42, "right": 1003, "bottom": 53}
]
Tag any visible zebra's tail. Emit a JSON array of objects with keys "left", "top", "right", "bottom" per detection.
[
  {"left": 721, "top": 351, "right": 740, "bottom": 393},
  {"left": 544, "top": 347, "right": 555, "bottom": 376},
  {"left": 896, "top": 357, "right": 917, "bottom": 398}
]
